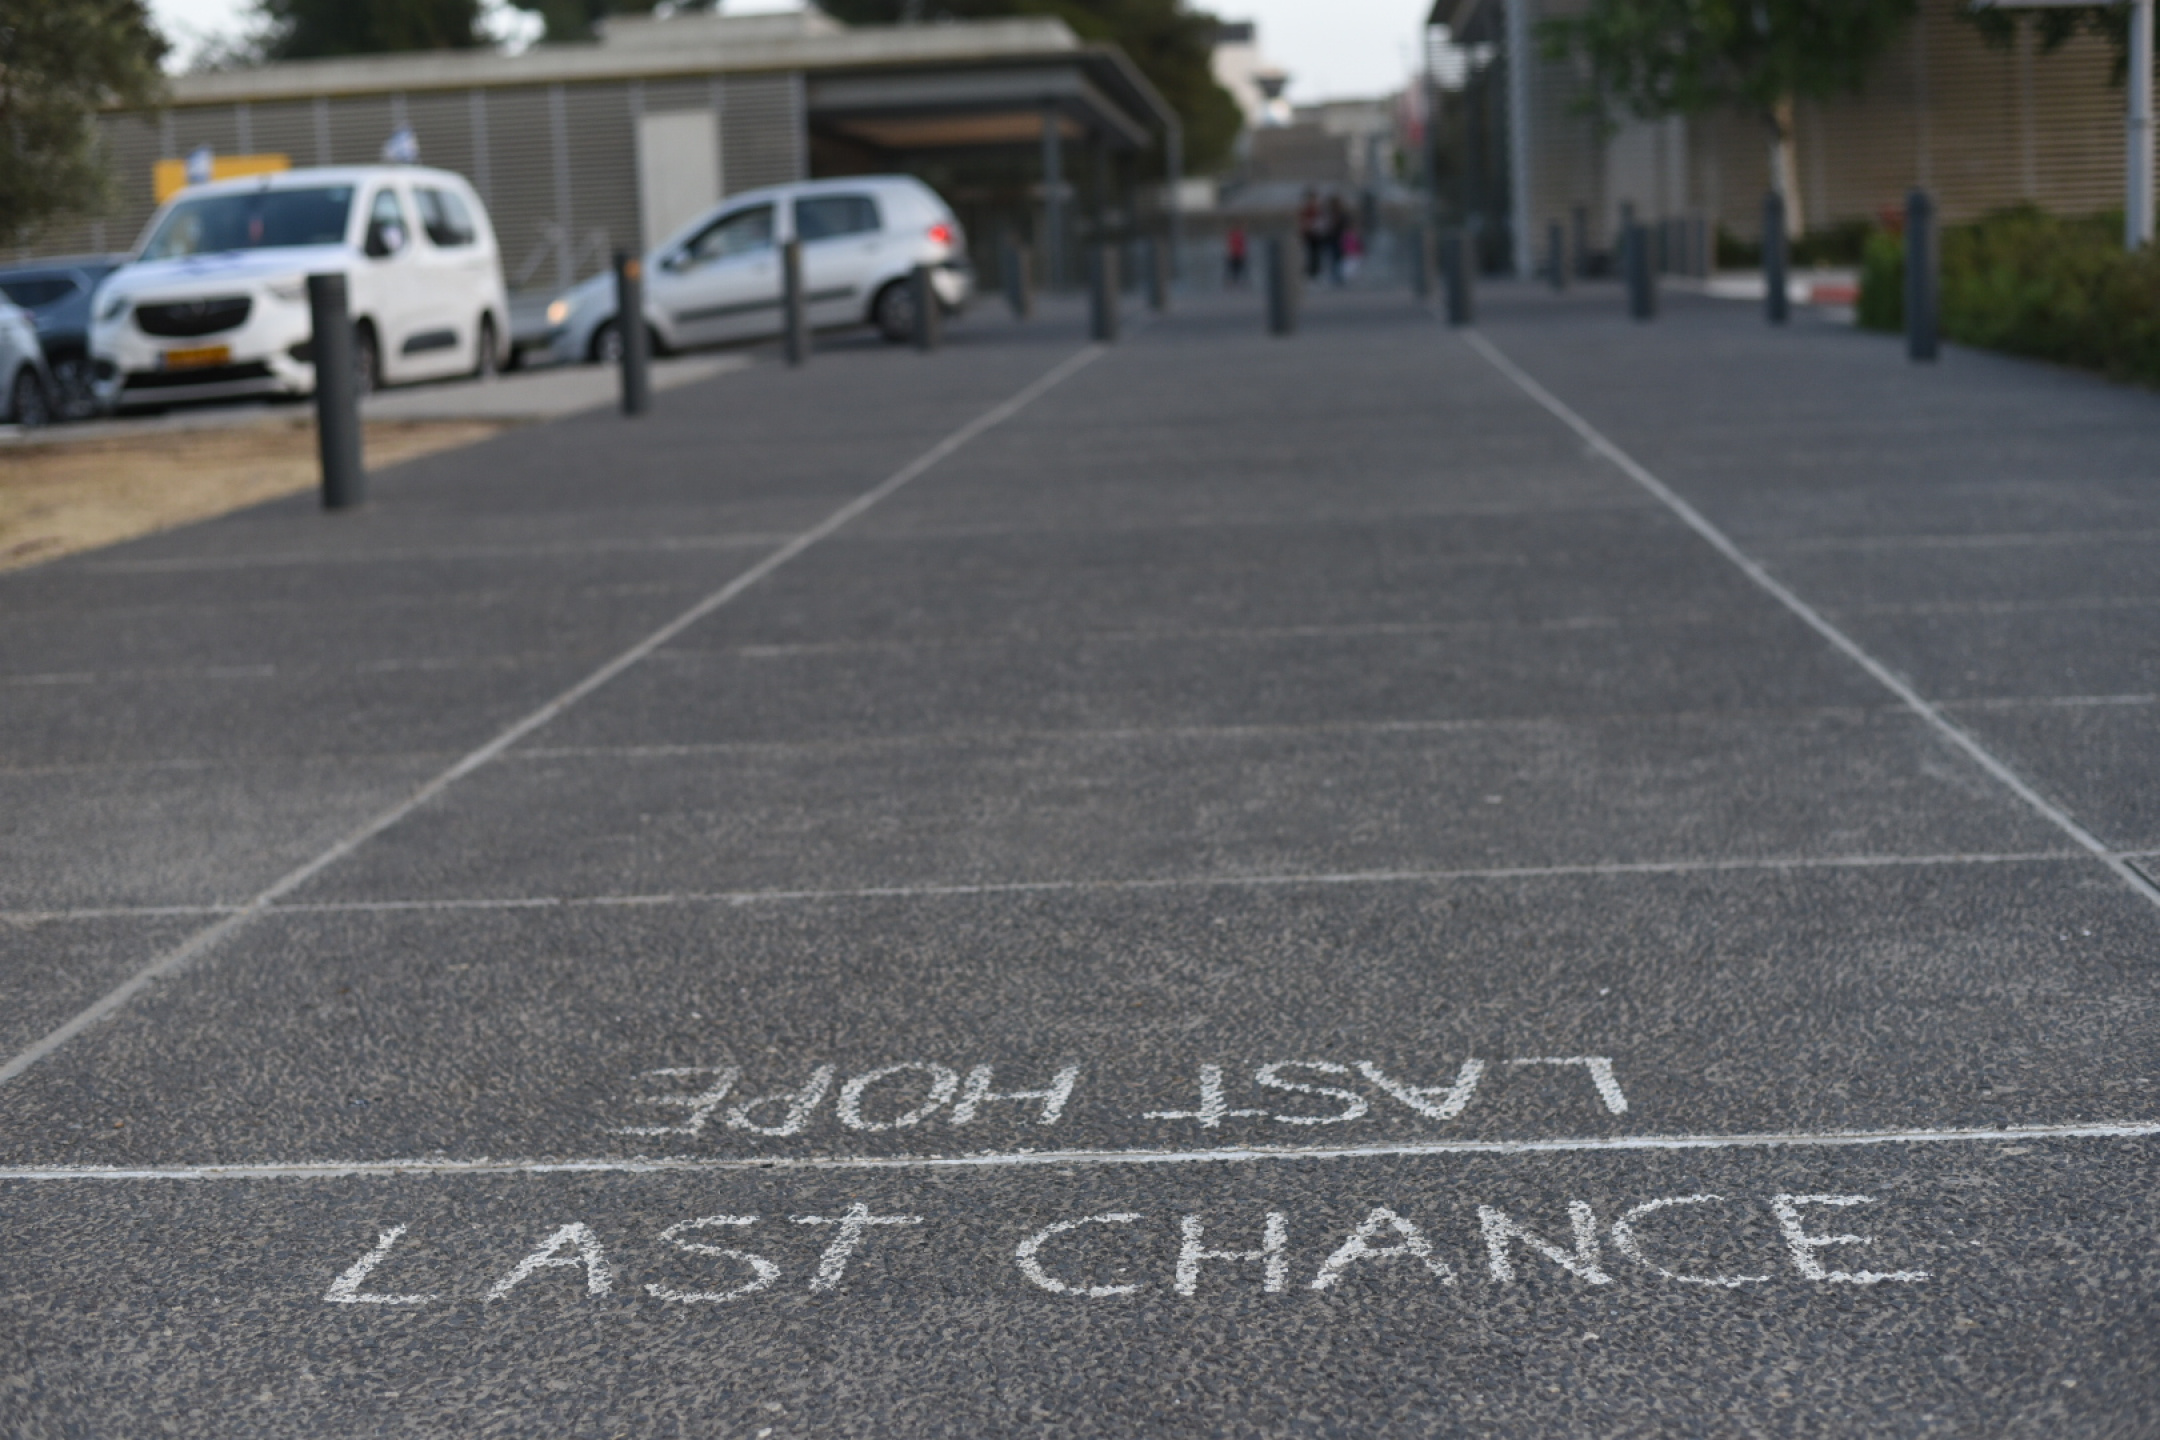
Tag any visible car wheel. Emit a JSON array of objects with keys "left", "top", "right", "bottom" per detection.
[
  {"left": 352, "top": 323, "right": 381, "bottom": 396},
  {"left": 51, "top": 357, "right": 94, "bottom": 421},
  {"left": 11, "top": 368, "right": 51, "bottom": 427},
  {"left": 473, "top": 316, "right": 500, "bottom": 379},
  {"left": 591, "top": 320, "right": 663, "bottom": 365},
  {"left": 590, "top": 320, "right": 623, "bottom": 366},
  {"left": 873, "top": 280, "right": 916, "bottom": 344}
]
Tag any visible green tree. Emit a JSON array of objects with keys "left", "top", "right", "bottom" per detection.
[
  {"left": 817, "top": 0, "right": 1242, "bottom": 175},
  {"left": 1539, "top": 0, "right": 1917, "bottom": 237},
  {"left": 0, "top": 0, "right": 168, "bottom": 245},
  {"left": 258, "top": 0, "right": 486, "bottom": 60},
  {"left": 1962, "top": 4, "right": 2149, "bottom": 87}
]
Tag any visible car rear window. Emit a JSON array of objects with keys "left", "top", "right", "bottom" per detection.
[
  {"left": 0, "top": 276, "right": 77, "bottom": 308},
  {"left": 795, "top": 195, "right": 880, "bottom": 242},
  {"left": 141, "top": 187, "right": 355, "bottom": 260}
]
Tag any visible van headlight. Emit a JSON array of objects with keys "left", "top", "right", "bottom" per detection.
[
  {"left": 546, "top": 298, "right": 571, "bottom": 326},
  {"left": 99, "top": 294, "right": 131, "bottom": 323},
  {"left": 267, "top": 279, "right": 309, "bottom": 304}
]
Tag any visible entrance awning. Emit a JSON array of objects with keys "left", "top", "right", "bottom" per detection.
[{"left": 808, "top": 49, "right": 1173, "bottom": 156}]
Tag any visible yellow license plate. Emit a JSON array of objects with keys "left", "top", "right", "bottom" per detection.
[{"left": 161, "top": 345, "right": 230, "bottom": 370}]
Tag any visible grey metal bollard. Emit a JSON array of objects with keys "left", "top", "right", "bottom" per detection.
[
  {"left": 307, "top": 273, "right": 364, "bottom": 510},
  {"left": 1441, "top": 229, "right": 1472, "bottom": 326},
  {"left": 1906, "top": 188, "right": 1937, "bottom": 362},
  {"left": 1265, "top": 234, "right": 1298, "bottom": 335},
  {"left": 1547, "top": 220, "right": 1566, "bottom": 292},
  {"left": 1625, "top": 223, "right": 1657, "bottom": 320},
  {"left": 910, "top": 263, "right": 942, "bottom": 351},
  {"left": 1089, "top": 244, "right": 1120, "bottom": 342},
  {"left": 614, "top": 251, "right": 651, "bottom": 414},
  {"left": 781, "top": 238, "right": 808, "bottom": 367},
  {"left": 1003, "top": 239, "right": 1034, "bottom": 320},
  {"left": 1763, "top": 193, "right": 1789, "bottom": 326},
  {"left": 1144, "top": 235, "right": 1169, "bottom": 313}
]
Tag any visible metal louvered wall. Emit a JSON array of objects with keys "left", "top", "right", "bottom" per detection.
[
  {"left": 18, "top": 72, "right": 808, "bottom": 287},
  {"left": 1691, "top": 7, "right": 2134, "bottom": 235},
  {"left": 1501, "top": 0, "right": 2158, "bottom": 260},
  {"left": 480, "top": 86, "right": 562, "bottom": 290},
  {"left": 721, "top": 74, "right": 807, "bottom": 196}
]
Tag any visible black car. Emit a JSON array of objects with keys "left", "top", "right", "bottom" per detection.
[{"left": 0, "top": 256, "right": 127, "bottom": 420}]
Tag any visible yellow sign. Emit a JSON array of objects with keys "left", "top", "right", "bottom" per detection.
[{"left": 153, "top": 154, "right": 292, "bottom": 204}]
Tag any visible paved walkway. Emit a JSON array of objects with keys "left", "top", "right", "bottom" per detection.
[{"left": 3, "top": 285, "right": 2157, "bottom": 1435}]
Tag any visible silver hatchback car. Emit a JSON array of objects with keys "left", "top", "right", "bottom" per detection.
[
  {"left": 534, "top": 174, "right": 973, "bottom": 364},
  {"left": 0, "top": 300, "right": 55, "bottom": 426}
]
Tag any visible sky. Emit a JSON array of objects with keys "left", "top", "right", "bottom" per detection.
[{"left": 148, "top": 0, "right": 1432, "bottom": 105}]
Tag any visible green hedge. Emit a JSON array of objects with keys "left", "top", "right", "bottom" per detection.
[
  {"left": 1857, "top": 206, "right": 2160, "bottom": 384},
  {"left": 1857, "top": 228, "right": 1904, "bottom": 331}
]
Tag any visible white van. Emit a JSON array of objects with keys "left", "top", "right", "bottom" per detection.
[
  {"left": 91, "top": 165, "right": 509, "bottom": 410},
  {"left": 531, "top": 174, "right": 973, "bottom": 365}
]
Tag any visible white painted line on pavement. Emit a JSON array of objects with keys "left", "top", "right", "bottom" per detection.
[
  {"left": 509, "top": 701, "right": 1911, "bottom": 757},
  {"left": 1, "top": 904, "right": 243, "bottom": 923},
  {"left": 4, "top": 1119, "right": 2155, "bottom": 1183},
  {"left": 1461, "top": 328, "right": 2160, "bottom": 913},
  {"left": 1762, "top": 527, "right": 2160, "bottom": 553},
  {"left": 0, "top": 344, "right": 1108, "bottom": 1087},
  {"left": 81, "top": 534, "right": 790, "bottom": 575},
  {"left": 1838, "top": 596, "right": 2160, "bottom": 618},
  {"left": 0, "top": 850, "right": 2085, "bottom": 926},
  {"left": 269, "top": 850, "right": 2083, "bottom": 910},
  {"left": 3, "top": 648, "right": 656, "bottom": 689},
  {"left": 1947, "top": 694, "right": 2155, "bottom": 711}
]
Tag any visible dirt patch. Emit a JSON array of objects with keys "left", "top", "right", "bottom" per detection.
[{"left": 0, "top": 416, "right": 509, "bottom": 571}]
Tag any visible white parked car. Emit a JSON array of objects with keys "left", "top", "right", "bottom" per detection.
[
  {"left": 0, "top": 299, "right": 56, "bottom": 426},
  {"left": 533, "top": 174, "right": 973, "bottom": 365},
  {"left": 91, "top": 165, "right": 509, "bottom": 410}
]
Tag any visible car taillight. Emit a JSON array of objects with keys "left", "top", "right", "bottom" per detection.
[{"left": 927, "top": 222, "right": 955, "bottom": 247}]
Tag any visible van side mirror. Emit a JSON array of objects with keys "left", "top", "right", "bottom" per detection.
[{"left": 365, "top": 222, "right": 405, "bottom": 259}]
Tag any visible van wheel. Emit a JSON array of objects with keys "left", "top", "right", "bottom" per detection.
[
  {"left": 353, "top": 322, "right": 381, "bottom": 396},
  {"left": 11, "top": 368, "right": 51, "bottom": 427},
  {"left": 872, "top": 280, "right": 916, "bottom": 344},
  {"left": 473, "top": 316, "right": 500, "bottom": 379}
]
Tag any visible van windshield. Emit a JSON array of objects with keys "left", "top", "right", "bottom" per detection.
[{"left": 141, "top": 187, "right": 356, "bottom": 261}]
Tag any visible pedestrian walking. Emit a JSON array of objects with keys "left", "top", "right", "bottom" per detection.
[
  {"left": 1323, "top": 194, "right": 1350, "bottom": 285},
  {"left": 1298, "top": 189, "right": 1323, "bottom": 280},
  {"left": 1340, "top": 223, "right": 1364, "bottom": 283},
  {"left": 1224, "top": 223, "right": 1249, "bottom": 288}
]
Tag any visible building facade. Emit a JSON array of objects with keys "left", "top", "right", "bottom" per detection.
[
  {"left": 1431, "top": 0, "right": 2152, "bottom": 272},
  {"left": 28, "top": 10, "right": 1177, "bottom": 295}
]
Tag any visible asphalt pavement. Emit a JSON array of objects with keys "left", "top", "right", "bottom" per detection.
[{"left": 2, "top": 283, "right": 2157, "bottom": 1437}]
